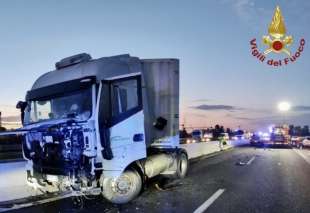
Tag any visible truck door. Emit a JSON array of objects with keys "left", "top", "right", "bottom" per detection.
[{"left": 98, "top": 75, "right": 146, "bottom": 172}]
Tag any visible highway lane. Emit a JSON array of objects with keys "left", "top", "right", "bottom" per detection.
[{"left": 6, "top": 146, "right": 310, "bottom": 213}]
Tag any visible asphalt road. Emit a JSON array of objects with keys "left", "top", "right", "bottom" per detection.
[{"left": 6, "top": 145, "right": 310, "bottom": 213}]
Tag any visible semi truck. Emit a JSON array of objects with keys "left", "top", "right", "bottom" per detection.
[{"left": 16, "top": 53, "right": 188, "bottom": 204}]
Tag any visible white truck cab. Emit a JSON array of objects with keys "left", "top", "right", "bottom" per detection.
[{"left": 17, "top": 53, "right": 188, "bottom": 204}]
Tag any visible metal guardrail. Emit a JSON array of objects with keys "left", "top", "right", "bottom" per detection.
[{"left": 0, "top": 134, "right": 23, "bottom": 161}]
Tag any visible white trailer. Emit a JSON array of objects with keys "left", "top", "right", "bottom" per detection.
[{"left": 16, "top": 53, "right": 188, "bottom": 204}]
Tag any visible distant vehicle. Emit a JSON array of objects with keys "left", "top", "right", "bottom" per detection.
[
  {"left": 202, "top": 132, "right": 213, "bottom": 142},
  {"left": 232, "top": 133, "right": 244, "bottom": 140},
  {"left": 250, "top": 134, "right": 261, "bottom": 145},
  {"left": 244, "top": 132, "right": 252, "bottom": 140},
  {"left": 290, "top": 136, "right": 302, "bottom": 147},
  {"left": 232, "top": 135, "right": 244, "bottom": 140},
  {"left": 179, "top": 128, "right": 190, "bottom": 144},
  {"left": 179, "top": 135, "right": 196, "bottom": 144},
  {"left": 261, "top": 133, "right": 270, "bottom": 142},
  {"left": 232, "top": 129, "right": 245, "bottom": 140},
  {"left": 179, "top": 137, "right": 196, "bottom": 144},
  {"left": 192, "top": 129, "right": 203, "bottom": 142},
  {"left": 186, "top": 137, "right": 197, "bottom": 144},
  {"left": 298, "top": 136, "right": 310, "bottom": 149},
  {"left": 269, "top": 126, "right": 290, "bottom": 146}
]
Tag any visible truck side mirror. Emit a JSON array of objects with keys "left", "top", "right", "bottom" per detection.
[
  {"left": 16, "top": 101, "right": 27, "bottom": 109},
  {"left": 16, "top": 101, "right": 27, "bottom": 125}
]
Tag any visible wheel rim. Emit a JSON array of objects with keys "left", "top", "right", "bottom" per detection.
[
  {"left": 101, "top": 169, "right": 142, "bottom": 204},
  {"left": 111, "top": 175, "right": 134, "bottom": 195}
]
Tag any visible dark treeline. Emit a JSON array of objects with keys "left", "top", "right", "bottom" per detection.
[
  {"left": 289, "top": 125, "right": 309, "bottom": 136},
  {"left": 180, "top": 124, "right": 244, "bottom": 140}
]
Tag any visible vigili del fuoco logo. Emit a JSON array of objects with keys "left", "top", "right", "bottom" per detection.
[{"left": 250, "top": 6, "right": 305, "bottom": 67}]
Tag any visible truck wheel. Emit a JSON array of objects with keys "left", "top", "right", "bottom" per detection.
[
  {"left": 175, "top": 152, "right": 188, "bottom": 179},
  {"left": 101, "top": 169, "right": 142, "bottom": 204}
]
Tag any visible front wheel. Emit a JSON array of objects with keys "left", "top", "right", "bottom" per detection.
[{"left": 101, "top": 169, "right": 142, "bottom": 204}]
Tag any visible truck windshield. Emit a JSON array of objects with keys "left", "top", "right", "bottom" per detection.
[{"left": 24, "top": 88, "right": 92, "bottom": 124}]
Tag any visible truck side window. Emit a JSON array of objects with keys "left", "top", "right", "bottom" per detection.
[{"left": 111, "top": 79, "right": 139, "bottom": 117}]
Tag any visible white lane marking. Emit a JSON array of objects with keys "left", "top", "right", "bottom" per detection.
[
  {"left": 246, "top": 156, "right": 256, "bottom": 165},
  {"left": 193, "top": 188, "right": 225, "bottom": 213},
  {"left": 293, "top": 149, "right": 310, "bottom": 165}
]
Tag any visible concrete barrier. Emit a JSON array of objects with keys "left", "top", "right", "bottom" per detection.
[
  {"left": 181, "top": 140, "right": 248, "bottom": 159},
  {"left": 0, "top": 161, "right": 39, "bottom": 202}
]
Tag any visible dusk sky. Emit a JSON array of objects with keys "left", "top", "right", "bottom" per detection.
[{"left": 0, "top": 0, "right": 309, "bottom": 131}]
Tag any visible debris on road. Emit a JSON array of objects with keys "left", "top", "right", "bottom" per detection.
[
  {"left": 235, "top": 161, "right": 247, "bottom": 166},
  {"left": 154, "top": 179, "right": 184, "bottom": 191}
]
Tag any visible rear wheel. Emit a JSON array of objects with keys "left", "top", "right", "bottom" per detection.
[
  {"left": 101, "top": 168, "right": 142, "bottom": 204},
  {"left": 175, "top": 152, "right": 188, "bottom": 179}
]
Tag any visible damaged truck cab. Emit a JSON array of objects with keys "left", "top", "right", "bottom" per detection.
[{"left": 18, "top": 53, "right": 188, "bottom": 204}]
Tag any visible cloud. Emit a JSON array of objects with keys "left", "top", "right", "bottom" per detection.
[
  {"left": 192, "top": 104, "right": 241, "bottom": 111},
  {"left": 233, "top": 116, "right": 254, "bottom": 120},
  {"left": 186, "top": 113, "right": 208, "bottom": 118},
  {"left": 233, "top": 0, "right": 255, "bottom": 20},
  {"left": 224, "top": 0, "right": 262, "bottom": 20},
  {"left": 292, "top": 105, "right": 310, "bottom": 112},
  {"left": 223, "top": 0, "right": 310, "bottom": 32},
  {"left": 222, "top": 0, "right": 272, "bottom": 31},
  {"left": 192, "top": 99, "right": 212, "bottom": 102}
]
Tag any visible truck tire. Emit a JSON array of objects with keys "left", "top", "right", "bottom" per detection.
[
  {"left": 101, "top": 168, "right": 142, "bottom": 204},
  {"left": 175, "top": 152, "right": 188, "bottom": 179}
]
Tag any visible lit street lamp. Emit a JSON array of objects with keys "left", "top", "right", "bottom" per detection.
[
  {"left": 278, "top": 101, "right": 291, "bottom": 112},
  {"left": 278, "top": 101, "right": 291, "bottom": 125}
]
